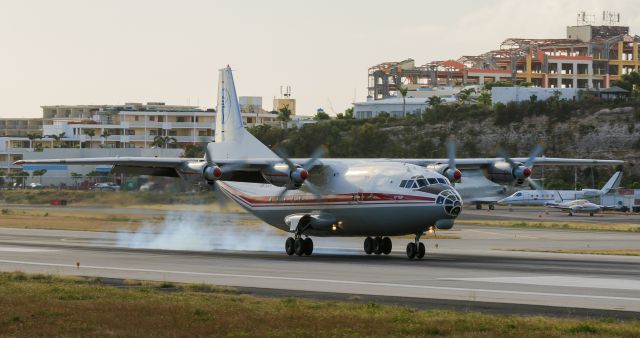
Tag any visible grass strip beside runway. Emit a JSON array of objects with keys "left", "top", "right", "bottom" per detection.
[
  {"left": 457, "top": 220, "right": 640, "bottom": 232},
  {"left": 0, "top": 272, "right": 638, "bottom": 337}
]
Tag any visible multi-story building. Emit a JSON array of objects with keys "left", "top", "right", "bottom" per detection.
[
  {"left": 0, "top": 118, "right": 43, "bottom": 137},
  {"left": 368, "top": 23, "right": 639, "bottom": 99},
  {"left": 39, "top": 102, "right": 279, "bottom": 149}
]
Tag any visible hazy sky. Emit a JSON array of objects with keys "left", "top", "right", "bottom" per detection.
[{"left": 0, "top": 0, "right": 638, "bottom": 118}]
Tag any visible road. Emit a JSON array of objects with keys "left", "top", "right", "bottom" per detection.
[{"left": 0, "top": 219, "right": 639, "bottom": 318}]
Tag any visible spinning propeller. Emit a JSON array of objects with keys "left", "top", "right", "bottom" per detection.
[
  {"left": 273, "top": 146, "right": 325, "bottom": 201},
  {"left": 498, "top": 144, "right": 544, "bottom": 190}
]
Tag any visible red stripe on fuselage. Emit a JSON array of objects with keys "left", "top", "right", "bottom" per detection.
[{"left": 217, "top": 182, "right": 436, "bottom": 208}]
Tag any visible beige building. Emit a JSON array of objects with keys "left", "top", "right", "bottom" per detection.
[
  {"left": 0, "top": 118, "right": 43, "bottom": 137},
  {"left": 39, "top": 102, "right": 279, "bottom": 149},
  {"left": 273, "top": 98, "right": 297, "bottom": 115}
]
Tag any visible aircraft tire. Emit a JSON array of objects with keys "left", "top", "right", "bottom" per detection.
[
  {"left": 417, "top": 242, "right": 426, "bottom": 259},
  {"left": 285, "top": 237, "right": 295, "bottom": 256},
  {"left": 476, "top": 204, "right": 482, "bottom": 210},
  {"left": 294, "top": 238, "right": 305, "bottom": 256},
  {"left": 374, "top": 237, "right": 383, "bottom": 255},
  {"left": 406, "top": 242, "right": 417, "bottom": 259},
  {"left": 589, "top": 212, "right": 594, "bottom": 217},
  {"left": 303, "top": 238, "right": 313, "bottom": 256},
  {"left": 489, "top": 204, "right": 495, "bottom": 210},
  {"left": 364, "top": 237, "right": 373, "bottom": 255},
  {"left": 382, "top": 237, "right": 392, "bottom": 255}
]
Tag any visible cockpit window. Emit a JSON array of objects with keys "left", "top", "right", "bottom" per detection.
[
  {"left": 399, "top": 180, "right": 407, "bottom": 188},
  {"left": 410, "top": 181, "right": 418, "bottom": 189},
  {"left": 515, "top": 192, "right": 522, "bottom": 197},
  {"left": 436, "top": 178, "right": 446, "bottom": 184},
  {"left": 417, "top": 179, "right": 427, "bottom": 187},
  {"left": 427, "top": 178, "right": 438, "bottom": 184}
]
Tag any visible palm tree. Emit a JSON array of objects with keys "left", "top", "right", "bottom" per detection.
[
  {"left": 478, "top": 92, "right": 492, "bottom": 106},
  {"left": 85, "top": 129, "right": 96, "bottom": 148},
  {"left": 277, "top": 104, "right": 292, "bottom": 128},
  {"left": 32, "top": 169, "right": 47, "bottom": 184},
  {"left": 428, "top": 95, "right": 443, "bottom": 107},
  {"left": 26, "top": 133, "right": 40, "bottom": 149},
  {"left": 151, "top": 135, "right": 178, "bottom": 149},
  {"left": 101, "top": 130, "right": 110, "bottom": 147},
  {"left": 397, "top": 85, "right": 409, "bottom": 117}
]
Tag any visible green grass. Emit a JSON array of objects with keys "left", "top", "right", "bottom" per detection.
[
  {"left": 457, "top": 220, "right": 640, "bottom": 232},
  {"left": 0, "top": 271, "right": 639, "bottom": 337}
]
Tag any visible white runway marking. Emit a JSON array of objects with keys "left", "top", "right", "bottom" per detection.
[
  {"left": 0, "top": 246, "right": 57, "bottom": 253},
  {"left": 445, "top": 276, "right": 640, "bottom": 291},
  {"left": 1, "top": 259, "right": 640, "bottom": 303}
]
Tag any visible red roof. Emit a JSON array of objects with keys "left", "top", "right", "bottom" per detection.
[{"left": 440, "top": 60, "right": 465, "bottom": 70}]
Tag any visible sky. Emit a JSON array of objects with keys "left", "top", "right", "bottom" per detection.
[{"left": 0, "top": 0, "right": 638, "bottom": 118}]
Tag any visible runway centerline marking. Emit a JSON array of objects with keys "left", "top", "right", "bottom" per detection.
[{"left": 1, "top": 259, "right": 639, "bottom": 303}]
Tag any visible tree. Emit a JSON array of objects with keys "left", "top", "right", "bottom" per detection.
[
  {"left": 277, "top": 104, "right": 292, "bottom": 127},
  {"left": 313, "top": 111, "right": 330, "bottom": 120},
  {"left": 101, "top": 130, "right": 110, "bottom": 147},
  {"left": 9, "top": 170, "right": 29, "bottom": 188},
  {"left": 48, "top": 132, "right": 66, "bottom": 148},
  {"left": 428, "top": 95, "right": 443, "bottom": 107},
  {"left": 397, "top": 85, "right": 409, "bottom": 117},
  {"left": 32, "top": 169, "right": 47, "bottom": 184},
  {"left": 457, "top": 88, "right": 475, "bottom": 104},
  {"left": 183, "top": 144, "right": 204, "bottom": 158},
  {"left": 477, "top": 92, "right": 492, "bottom": 106},
  {"left": 151, "top": 135, "right": 178, "bottom": 149},
  {"left": 85, "top": 129, "right": 96, "bottom": 148},
  {"left": 26, "top": 133, "right": 40, "bottom": 149}
]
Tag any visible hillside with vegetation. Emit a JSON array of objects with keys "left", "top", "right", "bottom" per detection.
[{"left": 248, "top": 73, "right": 640, "bottom": 189}]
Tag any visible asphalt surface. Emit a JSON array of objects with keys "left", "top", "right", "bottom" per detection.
[{"left": 0, "top": 213, "right": 639, "bottom": 317}]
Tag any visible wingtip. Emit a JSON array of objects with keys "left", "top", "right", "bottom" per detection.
[{"left": 13, "top": 160, "right": 24, "bottom": 166}]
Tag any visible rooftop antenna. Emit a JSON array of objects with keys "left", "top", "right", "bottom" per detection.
[
  {"left": 602, "top": 11, "right": 621, "bottom": 25},
  {"left": 576, "top": 11, "right": 595, "bottom": 26}
]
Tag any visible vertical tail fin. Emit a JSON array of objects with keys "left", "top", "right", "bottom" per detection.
[
  {"left": 209, "top": 66, "right": 278, "bottom": 160},
  {"left": 600, "top": 171, "right": 622, "bottom": 195}
]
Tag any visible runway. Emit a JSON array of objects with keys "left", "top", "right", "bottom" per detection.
[{"left": 0, "top": 219, "right": 639, "bottom": 317}]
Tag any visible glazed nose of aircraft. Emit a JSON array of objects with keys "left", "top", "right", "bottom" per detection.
[{"left": 437, "top": 189, "right": 463, "bottom": 217}]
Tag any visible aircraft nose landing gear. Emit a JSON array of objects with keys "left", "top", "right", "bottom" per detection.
[{"left": 406, "top": 233, "right": 425, "bottom": 259}]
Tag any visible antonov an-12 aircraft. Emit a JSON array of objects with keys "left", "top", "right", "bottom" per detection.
[{"left": 16, "top": 66, "right": 624, "bottom": 259}]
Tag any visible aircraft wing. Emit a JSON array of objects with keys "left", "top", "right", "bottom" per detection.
[
  {"left": 398, "top": 157, "right": 623, "bottom": 168},
  {"left": 15, "top": 157, "right": 198, "bottom": 178},
  {"left": 15, "top": 157, "right": 327, "bottom": 181}
]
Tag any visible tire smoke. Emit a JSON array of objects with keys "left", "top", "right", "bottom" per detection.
[{"left": 116, "top": 211, "right": 287, "bottom": 252}]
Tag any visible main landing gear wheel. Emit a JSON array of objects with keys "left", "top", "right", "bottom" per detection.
[
  {"left": 364, "top": 237, "right": 373, "bottom": 255},
  {"left": 285, "top": 237, "right": 295, "bottom": 256},
  {"left": 290, "top": 237, "right": 313, "bottom": 256},
  {"left": 488, "top": 204, "right": 495, "bottom": 210},
  {"left": 406, "top": 234, "right": 425, "bottom": 259},
  {"left": 364, "top": 237, "right": 392, "bottom": 255},
  {"left": 303, "top": 237, "right": 314, "bottom": 255},
  {"left": 382, "top": 237, "right": 392, "bottom": 255}
]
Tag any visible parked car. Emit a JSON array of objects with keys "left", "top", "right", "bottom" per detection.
[{"left": 91, "top": 182, "right": 121, "bottom": 191}]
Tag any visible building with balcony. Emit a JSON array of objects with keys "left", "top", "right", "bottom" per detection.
[
  {"left": 0, "top": 118, "right": 43, "bottom": 137},
  {"left": 39, "top": 102, "right": 279, "bottom": 149},
  {"left": 368, "top": 22, "right": 639, "bottom": 99}
]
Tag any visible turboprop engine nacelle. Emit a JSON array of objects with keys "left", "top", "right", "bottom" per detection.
[
  {"left": 285, "top": 213, "right": 338, "bottom": 232},
  {"left": 262, "top": 163, "right": 308, "bottom": 188},
  {"left": 487, "top": 161, "right": 531, "bottom": 184},
  {"left": 425, "top": 164, "right": 462, "bottom": 182}
]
